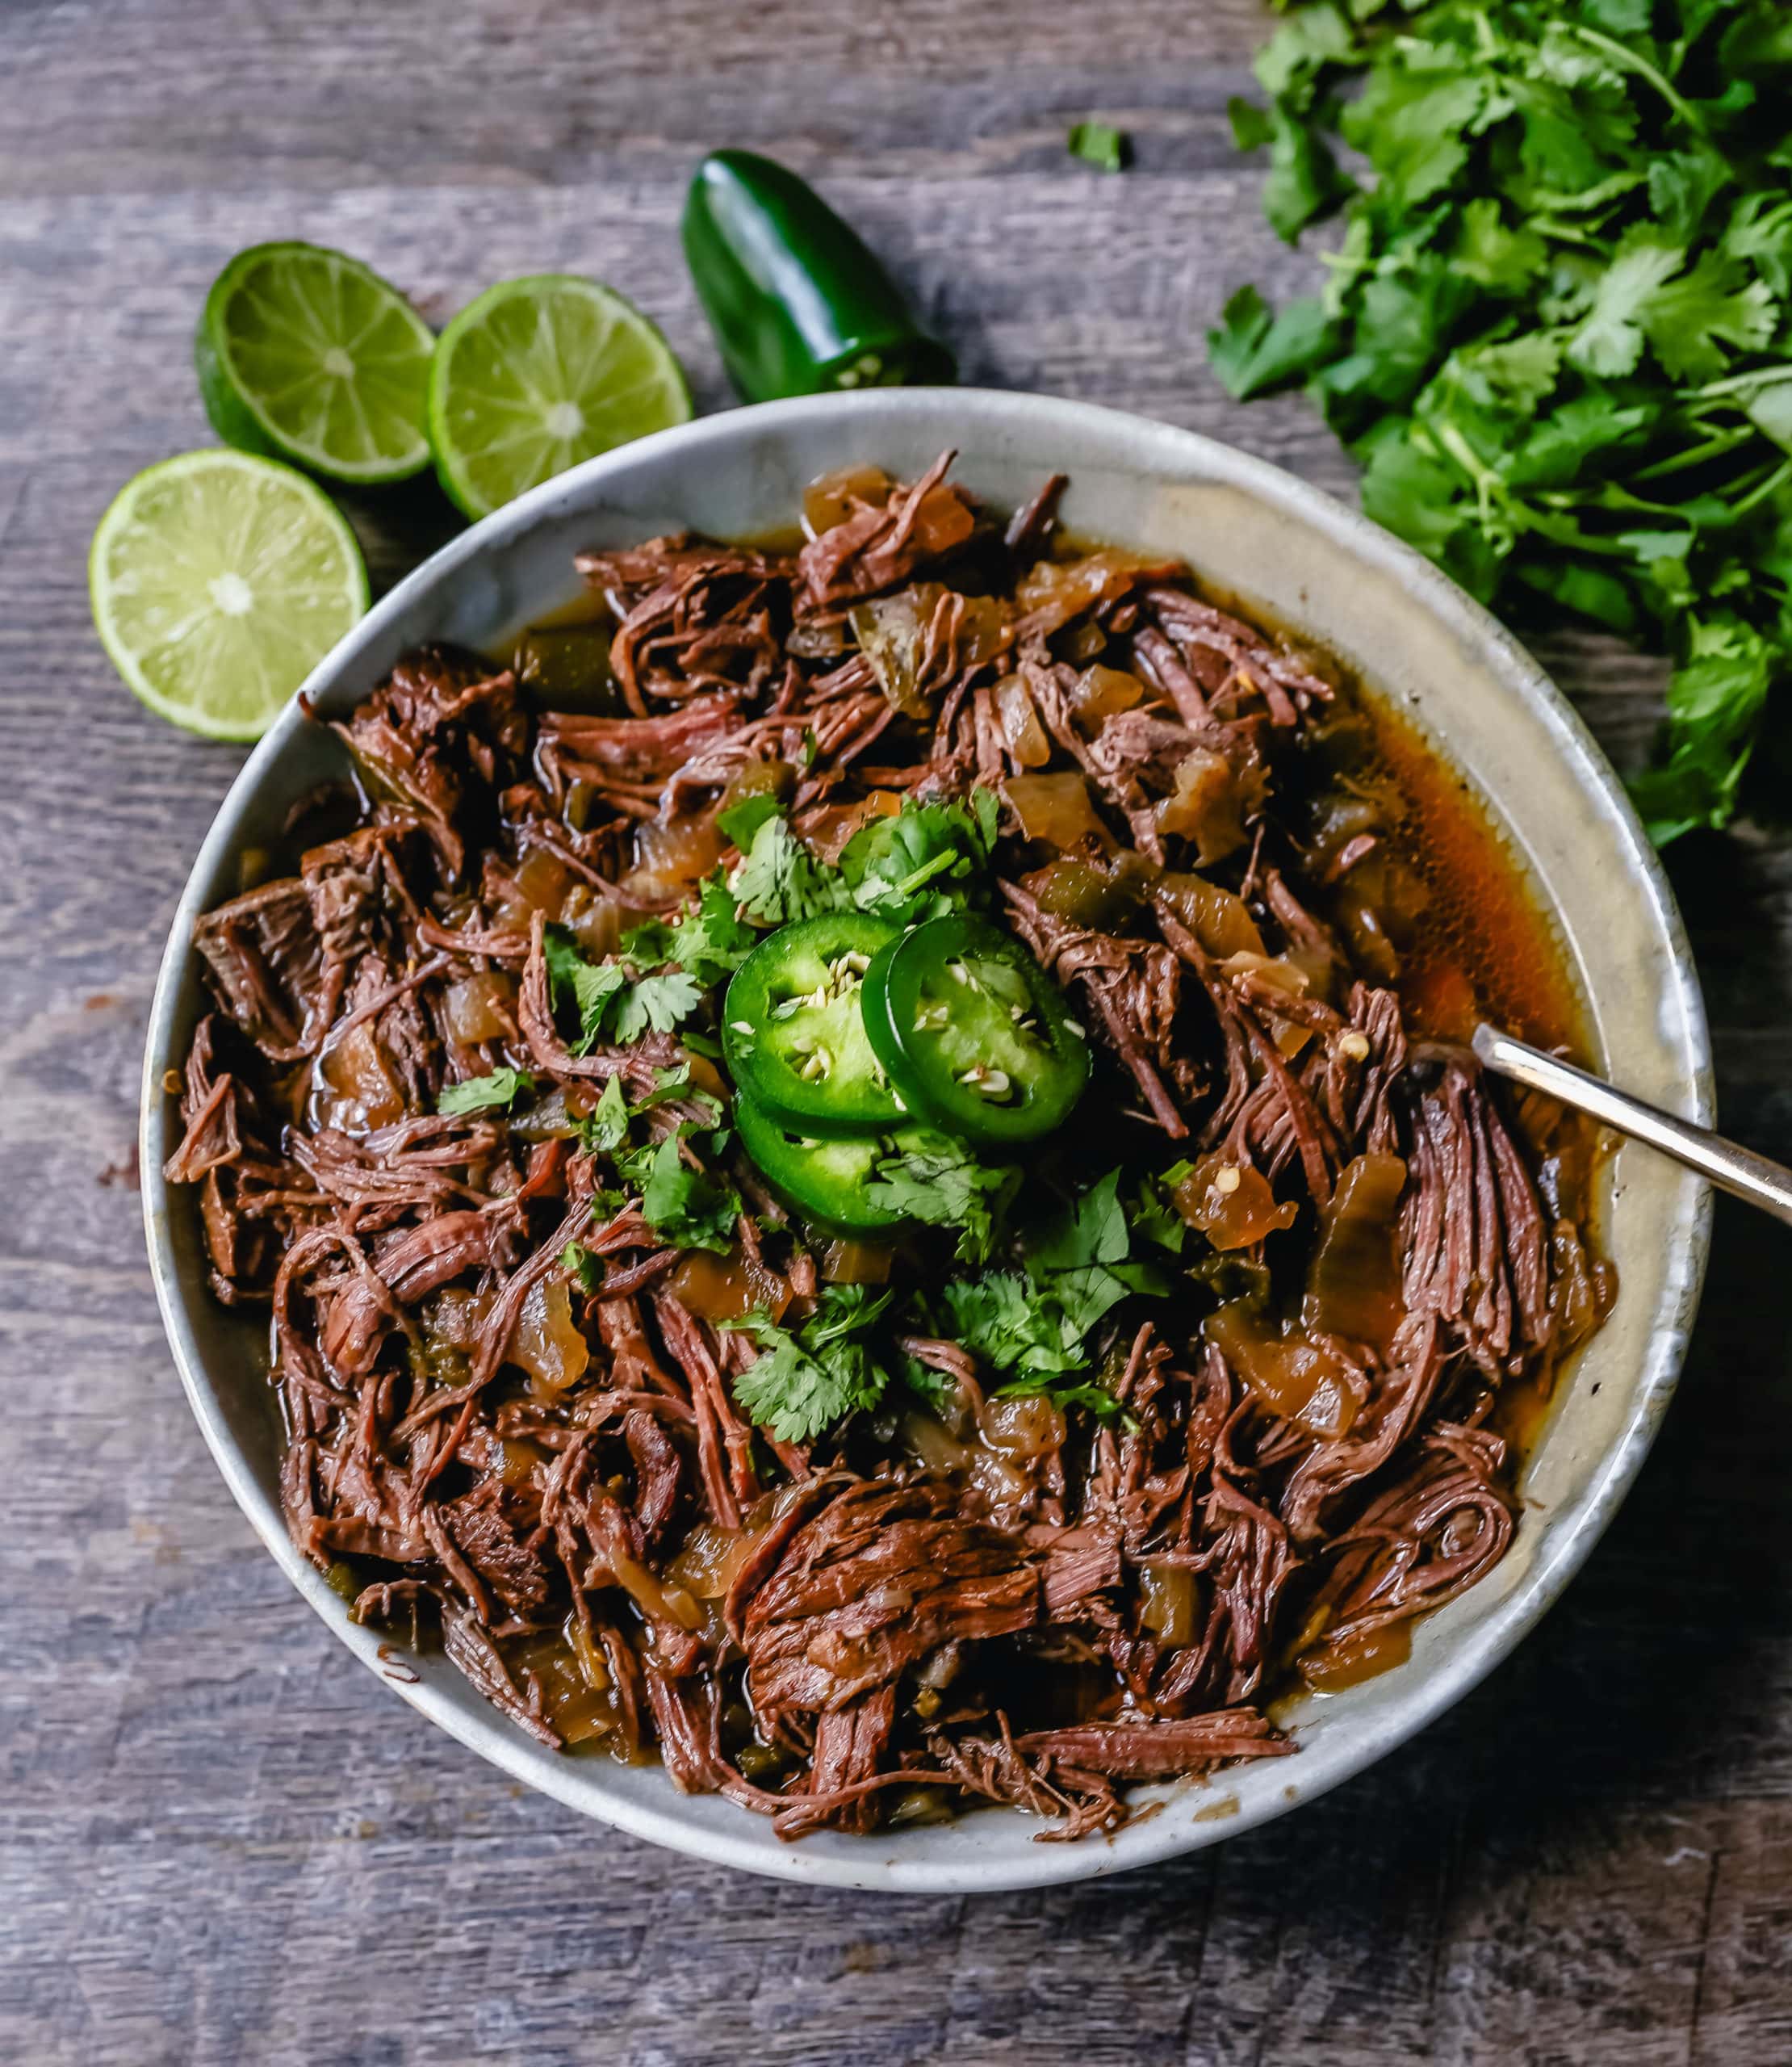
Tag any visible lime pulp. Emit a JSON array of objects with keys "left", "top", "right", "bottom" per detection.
[
  {"left": 195, "top": 241, "right": 435, "bottom": 484},
  {"left": 89, "top": 449, "right": 370, "bottom": 742},
  {"left": 425, "top": 274, "right": 692, "bottom": 520}
]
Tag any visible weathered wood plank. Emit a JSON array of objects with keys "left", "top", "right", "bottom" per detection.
[{"left": 3, "top": 1, "right": 1790, "bottom": 2062}]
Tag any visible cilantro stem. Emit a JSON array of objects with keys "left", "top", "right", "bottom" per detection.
[
  {"left": 1632, "top": 431, "right": 1756, "bottom": 484},
  {"left": 1521, "top": 505, "right": 1645, "bottom": 559},
  {"left": 1530, "top": 219, "right": 1609, "bottom": 252},
  {"left": 1564, "top": 23, "right": 1704, "bottom": 136},
  {"left": 1430, "top": 420, "right": 1507, "bottom": 526},
  {"left": 1726, "top": 458, "right": 1792, "bottom": 521},
  {"left": 1694, "top": 367, "right": 1792, "bottom": 403}
]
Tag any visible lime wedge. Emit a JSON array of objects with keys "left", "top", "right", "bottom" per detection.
[
  {"left": 89, "top": 450, "right": 370, "bottom": 742},
  {"left": 196, "top": 241, "right": 435, "bottom": 484},
  {"left": 426, "top": 275, "right": 692, "bottom": 520}
]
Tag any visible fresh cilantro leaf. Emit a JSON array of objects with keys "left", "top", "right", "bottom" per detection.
[
  {"left": 1133, "top": 1162, "right": 1195, "bottom": 1254},
  {"left": 718, "top": 790, "right": 783, "bottom": 849},
  {"left": 618, "top": 917, "right": 677, "bottom": 967},
  {"left": 622, "top": 1133, "right": 740, "bottom": 1252},
  {"left": 1447, "top": 334, "right": 1564, "bottom": 418},
  {"left": 1340, "top": 62, "right": 1483, "bottom": 209},
  {"left": 994, "top": 1374, "right": 1130, "bottom": 1423},
  {"left": 1048, "top": 1263, "right": 1138, "bottom": 1338},
  {"left": 1067, "top": 121, "right": 1129, "bottom": 173},
  {"left": 543, "top": 925, "right": 626, "bottom": 1053},
  {"left": 1212, "top": 0, "right": 1792, "bottom": 840},
  {"left": 613, "top": 967, "right": 705, "bottom": 1042},
  {"left": 932, "top": 1164, "right": 1169, "bottom": 1404},
  {"left": 1253, "top": 0, "right": 1356, "bottom": 106},
  {"left": 1027, "top": 1167, "right": 1130, "bottom": 1272},
  {"left": 896, "top": 1348, "right": 957, "bottom": 1413},
  {"left": 942, "top": 1272, "right": 1086, "bottom": 1380},
  {"left": 839, "top": 790, "right": 999, "bottom": 922},
  {"left": 1639, "top": 249, "right": 1777, "bottom": 379},
  {"left": 1648, "top": 150, "right": 1732, "bottom": 242},
  {"left": 1631, "top": 614, "right": 1777, "bottom": 841},
  {"left": 867, "top": 1134, "right": 1020, "bottom": 1265},
  {"left": 670, "top": 874, "right": 758, "bottom": 984},
  {"left": 1231, "top": 95, "right": 1354, "bottom": 243},
  {"left": 1515, "top": 556, "right": 1639, "bottom": 633},
  {"left": 730, "top": 815, "right": 848, "bottom": 925},
  {"left": 726, "top": 1285, "right": 896, "bottom": 1443},
  {"left": 1207, "top": 286, "right": 1337, "bottom": 403},
  {"left": 438, "top": 1066, "right": 534, "bottom": 1116},
  {"left": 1453, "top": 199, "right": 1547, "bottom": 293},
  {"left": 561, "top": 1241, "right": 605, "bottom": 1293},
  {"left": 1504, "top": 395, "right": 1652, "bottom": 489},
  {"left": 584, "top": 1073, "right": 630, "bottom": 1152},
  {"left": 804, "top": 1284, "right": 894, "bottom": 1344}
]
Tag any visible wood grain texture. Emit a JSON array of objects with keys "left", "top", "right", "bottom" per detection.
[{"left": 2, "top": 2, "right": 1790, "bottom": 2061}]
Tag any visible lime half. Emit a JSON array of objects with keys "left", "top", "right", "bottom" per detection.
[
  {"left": 90, "top": 450, "right": 370, "bottom": 742},
  {"left": 427, "top": 275, "right": 692, "bottom": 520},
  {"left": 196, "top": 241, "right": 435, "bottom": 484}
]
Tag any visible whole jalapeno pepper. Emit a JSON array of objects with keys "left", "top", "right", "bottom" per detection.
[{"left": 682, "top": 149, "right": 957, "bottom": 403}]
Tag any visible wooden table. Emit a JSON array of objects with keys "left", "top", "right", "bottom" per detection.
[{"left": 4, "top": 3, "right": 1790, "bottom": 2061}]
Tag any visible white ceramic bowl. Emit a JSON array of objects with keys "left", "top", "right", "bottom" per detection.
[{"left": 141, "top": 390, "right": 1711, "bottom": 1893}]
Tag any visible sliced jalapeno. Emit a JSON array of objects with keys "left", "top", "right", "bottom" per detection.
[
  {"left": 860, "top": 914, "right": 1089, "bottom": 1146},
  {"left": 722, "top": 912, "right": 904, "bottom": 1137},
  {"left": 734, "top": 1092, "right": 911, "bottom": 1237}
]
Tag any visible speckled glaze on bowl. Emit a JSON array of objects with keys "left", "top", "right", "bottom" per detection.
[{"left": 141, "top": 390, "right": 1711, "bottom": 1893}]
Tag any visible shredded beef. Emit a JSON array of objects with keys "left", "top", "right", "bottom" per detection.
[{"left": 165, "top": 454, "right": 1610, "bottom": 1843}]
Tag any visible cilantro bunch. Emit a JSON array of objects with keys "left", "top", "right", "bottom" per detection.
[{"left": 1212, "top": 0, "right": 1792, "bottom": 841}]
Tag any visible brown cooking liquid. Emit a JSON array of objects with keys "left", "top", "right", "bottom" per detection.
[{"left": 1359, "top": 691, "right": 1582, "bottom": 1056}]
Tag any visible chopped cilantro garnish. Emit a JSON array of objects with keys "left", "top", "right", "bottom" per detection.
[
  {"left": 867, "top": 1133, "right": 1020, "bottom": 1265},
  {"left": 542, "top": 928, "right": 626, "bottom": 1054},
  {"left": 561, "top": 1240, "right": 605, "bottom": 1293},
  {"left": 926, "top": 1168, "right": 1167, "bottom": 1417},
  {"left": 613, "top": 966, "right": 704, "bottom": 1042},
  {"left": 438, "top": 1066, "right": 534, "bottom": 1115},
  {"left": 669, "top": 874, "right": 758, "bottom": 985},
  {"left": 617, "top": 1131, "right": 740, "bottom": 1253},
  {"left": 717, "top": 790, "right": 783, "bottom": 850},
  {"left": 584, "top": 1073, "right": 630, "bottom": 1152},
  {"left": 839, "top": 788, "right": 1000, "bottom": 924},
  {"left": 729, "top": 813, "right": 848, "bottom": 925},
  {"left": 543, "top": 922, "right": 705, "bottom": 1051},
  {"left": 726, "top": 1285, "right": 897, "bottom": 1443}
]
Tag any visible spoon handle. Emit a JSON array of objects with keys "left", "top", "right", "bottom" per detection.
[{"left": 1473, "top": 1023, "right": 1792, "bottom": 1228}]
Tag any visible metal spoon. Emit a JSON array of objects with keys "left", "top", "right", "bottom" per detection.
[{"left": 1472, "top": 1022, "right": 1792, "bottom": 1227}]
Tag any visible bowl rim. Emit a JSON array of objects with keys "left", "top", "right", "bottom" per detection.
[{"left": 141, "top": 387, "right": 1712, "bottom": 1892}]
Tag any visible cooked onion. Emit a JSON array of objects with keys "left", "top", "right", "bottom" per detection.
[
  {"left": 1303, "top": 1152, "right": 1408, "bottom": 1348},
  {"left": 669, "top": 1247, "right": 789, "bottom": 1324},
  {"left": 1006, "top": 770, "right": 1112, "bottom": 851},
  {"left": 1066, "top": 663, "right": 1144, "bottom": 731},
  {"left": 1205, "top": 1301, "right": 1360, "bottom": 1432},
  {"left": 626, "top": 813, "right": 725, "bottom": 903},
  {"left": 994, "top": 673, "right": 1052, "bottom": 768},
  {"left": 1156, "top": 747, "right": 1248, "bottom": 865},
  {"left": 442, "top": 971, "right": 515, "bottom": 1045},
  {"left": 803, "top": 464, "right": 893, "bottom": 536},
  {"left": 1173, "top": 1154, "right": 1297, "bottom": 1251},
  {"left": 509, "top": 1277, "right": 590, "bottom": 1392},
  {"left": 1138, "top": 1563, "right": 1198, "bottom": 1648},
  {"left": 1156, "top": 871, "right": 1265, "bottom": 958}
]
